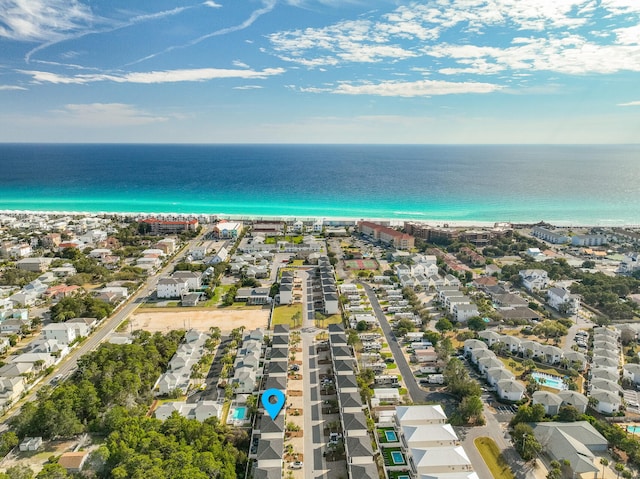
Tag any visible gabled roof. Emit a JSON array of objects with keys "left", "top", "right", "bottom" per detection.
[
  {"left": 532, "top": 391, "right": 563, "bottom": 406},
  {"left": 396, "top": 405, "right": 447, "bottom": 425},
  {"left": 411, "top": 446, "right": 471, "bottom": 469}
]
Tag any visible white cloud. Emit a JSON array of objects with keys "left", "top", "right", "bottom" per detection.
[
  {"left": 0, "top": 0, "right": 95, "bottom": 42},
  {"left": 429, "top": 35, "right": 640, "bottom": 75},
  {"left": 233, "top": 60, "right": 250, "bottom": 68},
  {"left": 618, "top": 100, "right": 640, "bottom": 106},
  {"left": 20, "top": 67, "right": 286, "bottom": 85},
  {"left": 307, "top": 79, "right": 502, "bottom": 97},
  {"left": 52, "top": 103, "right": 168, "bottom": 126},
  {"left": 0, "top": 85, "right": 27, "bottom": 90},
  {"left": 203, "top": 1, "right": 222, "bottom": 8},
  {"left": 614, "top": 25, "right": 640, "bottom": 45},
  {"left": 233, "top": 85, "right": 263, "bottom": 90}
]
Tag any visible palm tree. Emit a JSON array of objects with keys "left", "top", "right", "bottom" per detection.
[{"left": 600, "top": 458, "right": 609, "bottom": 479}]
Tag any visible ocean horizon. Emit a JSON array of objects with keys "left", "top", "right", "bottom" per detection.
[{"left": 1, "top": 143, "right": 639, "bottom": 226}]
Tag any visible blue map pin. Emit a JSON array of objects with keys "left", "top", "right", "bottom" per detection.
[{"left": 261, "top": 388, "right": 286, "bottom": 420}]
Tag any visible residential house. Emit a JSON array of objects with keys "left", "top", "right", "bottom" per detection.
[
  {"left": 496, "top": 378, "right": 526, "bottom": 402},
  {"left": 519, "top": 269, "right": 550, "bottom": 292},
  {"left": 547, "top": 287, "right": 580, "bottom": 314},
  {"left": 557, "top": 390, "right": 589, "bottom": 414},
  {"left": 172, "top": 271, "right": 202, "bottom": 291},
  {"left": 589, "top": 389, "right": 621, "bottom": 414},
  {"left": 157, "top": 278, "right": 188, "bottom": 299},
  {"left": 532, "top": 391, "right": 563, "bottom": 416},
  {"left": 532, "top": 422, "right": 607, "bottom": 478},
  {"left": 42, "top": 323, "right": 76, "bottom": 345}
]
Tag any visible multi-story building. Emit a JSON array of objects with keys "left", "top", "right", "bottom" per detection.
[
  {"left": 140, "top": 218, "right": 199, "bottom": 235},
  {"left": 358, "top": 221, "right": 414, "bottom": 250}
]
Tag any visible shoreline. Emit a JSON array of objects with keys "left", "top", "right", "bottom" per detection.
[{"left": 1, "top": 209, "right": 638, "bottom": 229}]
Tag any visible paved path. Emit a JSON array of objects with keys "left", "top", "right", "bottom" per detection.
[{"left": 363, "top": 283, "right": 425, "bottom": 403}]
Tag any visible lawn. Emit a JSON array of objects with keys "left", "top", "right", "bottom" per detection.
[
  {"left": 314, "top": 314, "right": 343, "bottom": 328},
  {"left": 499, "top": 356, "right": 584, "bottom": 391},
  {"left": 474, "top": 437, "right": 515, "bottom": 479},
  {"left": 382, "top": 447, "right": 406, "bottom": 466},
  {"left": 271, "top": 304, "right": 303, "bottom": 328}
]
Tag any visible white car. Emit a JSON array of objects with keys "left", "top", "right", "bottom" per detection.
[{"left": 290, "top": 461, "right": 303, "bottom": 470}]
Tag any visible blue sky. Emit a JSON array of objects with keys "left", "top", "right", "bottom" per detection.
[{"left": 1, "top": 0, "right": 639, "bottom": 143}]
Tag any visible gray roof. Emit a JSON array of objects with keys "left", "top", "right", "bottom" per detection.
[
  {"left": 260, "top": 413, "right": 285, "bottom": 434},
  {"left": 328, "top": 324, "right": 345, "bottom": 334},
  {"left": 256, "top": 438, "right": 284, "bottom": 460},
  {"left": 532, "top": 390, "right": 563, "bottom": 406},
  {"left": 345, "top": 435, "right": 374, "bottom": 458},
  {"left": 267, "top": 361, "right": 288, "bottom": 375},
  {"left": 271, "top": 335, "right": 289, "bottom": 346},
  {"left": 273, "top": 324, "right": 290, "bottom": 335},
  {"left": 270, "top": 346, "right": 289, "bottom": 360},
  {"left": 334, "top": 359, "right": 356, "bottom": 373},
  {"left": 342, "top": 411, "right": 368, "bottom": 432},
  {"left": 348, "top": 463, "right": 378, "bottom": 478},
  {"left": 253, "top": 468, "right": 282, "bottom": 479},
  {"left": 339, "top": 391, "right": 363, "bottom": 409},
  {"left": 337, "top": 373, "right": 358, "bottom": 390},
  {"left": 263, "top": 376, "right": 287, "bottom": 391},
  {"left": 331, "top": 345, "right": 353, "bottom": 358}
]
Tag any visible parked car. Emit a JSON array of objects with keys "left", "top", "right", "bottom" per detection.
[{"left": 290, "top": 461, "right": 303, "bottom": 470}]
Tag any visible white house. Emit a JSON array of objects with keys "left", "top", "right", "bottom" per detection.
[
  {"left": 42, "top": 323, "right": 77, "bottom": 345},
  {"left": 496, "top": 378, "right": 526, "bottom": 402},
  {"left": 547, "top": 287, "right": 580, "bottom": 314},
  {"left": 157, "top": 278, "right": 188, "bottom": 299},
  {"left": 589, "top": 389, "right": 621, "bottom": 415},
  {"left": 171, "top": 271, "right": 202, "bottom": 291},
  {"left": 519, "top": 269, "right": 549, "bottom": 292}
]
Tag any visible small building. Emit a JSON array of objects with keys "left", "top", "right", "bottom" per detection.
[
  {"left": 58, "top": 452, "right": 89, "bottom": 473},
  {"left": 19, "top": 437, "right": 42, "bottom": 452}
]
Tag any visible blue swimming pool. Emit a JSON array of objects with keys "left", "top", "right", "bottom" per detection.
[
  {"left": 531, "top": 372, "right": 567, "bottom": 390},
  {"left": 231, "top": 406, "right": 247, "bottom": 420},
  {"left": 385, "top": 430, "right": 398, "bottom": 442},
  {"left": 391, "top": 451, "right": 405, "bottom": 464},
  {"left": 628, "top": 425, "right": 640, "bottom": 434}
]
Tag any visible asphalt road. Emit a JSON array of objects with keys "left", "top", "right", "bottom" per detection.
[{"left": 362, "top": 283, "right": 425, "bottom": 403}]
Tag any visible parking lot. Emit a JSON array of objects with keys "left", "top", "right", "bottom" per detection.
[
  {"left": 493, "top": 404, "right": 518, "bottom": 414},
  {"left": 624, "top": 388, "right": 640, "bottom": 412}
]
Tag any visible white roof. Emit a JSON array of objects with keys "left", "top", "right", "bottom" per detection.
[
  {"left": 411, "top": 446, "right": 471, "bottom": 469},
  {"left": 402, "top": 424, "right": 458, "bottom": 446},
  {"left": 396, "top": 405, "right": 447, "bottom": 425}
]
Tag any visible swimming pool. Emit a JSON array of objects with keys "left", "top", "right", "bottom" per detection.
[
  {"left": 231, "top": 406, "right": 247, "bottom": 420},
  {"left": 628, "top": 425, "right": 640, "bottom": 434},
  {"left": 531, "top": 372, "right": 567, "bottom": 390},
  {"left": 398, "top": 476, "right": 410, "bottom": 479},
  {"left": 385, "top": 430, "right": 398, "bottom": 442},
  {"left": 391, "top": 451, "right": 405, "bottom": 465}
]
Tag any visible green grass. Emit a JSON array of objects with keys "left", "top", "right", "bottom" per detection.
[
  {"left": 474, "top": 437, "right": 515, "bottom": 479},
  {"left": 382, "top": 447, "right": 406, "bottom": 466},
  {"left": 386, "top": 363, "right": 397, "bottom": 369},
  {"left": 271, "top": 304, "right": 303, "bottom": 328},
  {"left": 398, "top": 388, "right": 408, "bottom": 396}
]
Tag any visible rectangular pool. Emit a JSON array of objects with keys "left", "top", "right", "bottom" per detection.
[
  {"left": 231, "top": 406, "right": 247, "bottom": 420},
  {"left": 385, "top": 430, "right": 398, "bottom": 442},
  {"left": 531, "top": 372, "right": 566, "bottom": 390},
  {"left": 391, "top": 451, "right": 405, "bottom": 465}
]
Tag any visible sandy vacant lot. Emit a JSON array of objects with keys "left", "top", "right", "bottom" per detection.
[{"left": 129, "top": 308, "right": 270, "bottom": 334}]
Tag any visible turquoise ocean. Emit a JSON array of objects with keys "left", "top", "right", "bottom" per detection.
[{"left": 1, "top": 144, "right": 639, "bottom": 225}]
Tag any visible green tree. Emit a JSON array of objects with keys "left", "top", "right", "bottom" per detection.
[
  {"left": 557, "top": 405, "right": 580, "bottom": 422},
  {"left": 0, "top": 431, "right": 19, "bottom": 456},
  {"left": 467, "top": 316, "right": 487, "bottom": 332},
  {"left": 600, "top": 458, "right": 609, "bottom": 479},
  {"left": 36, "top": 463, "right": 68, "bottom": 479},
  {"left": 512, "top": 423, "right": 542, "bottom": 461},
  {"left": 3, "top": 465, "right": 34, "bottom": 479},
  {"left": 435, "top": 318, "right": 453, "bottom": 334}
]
